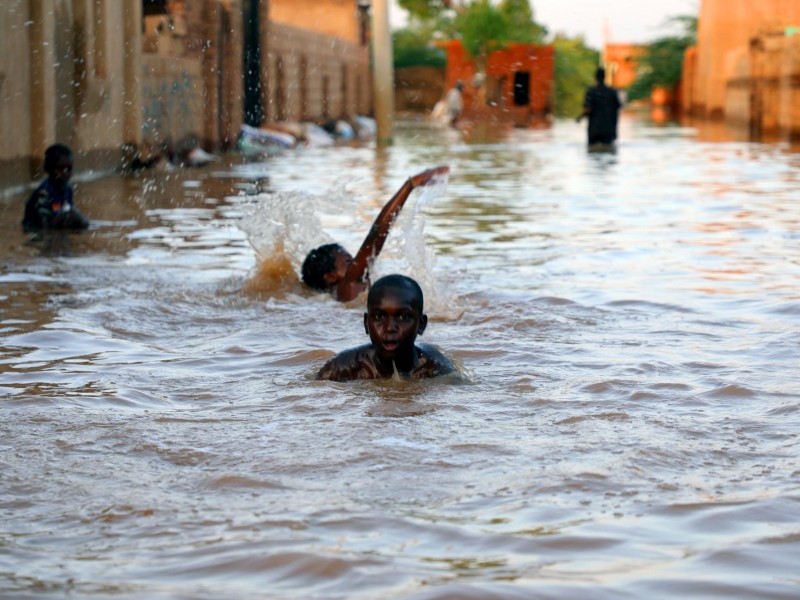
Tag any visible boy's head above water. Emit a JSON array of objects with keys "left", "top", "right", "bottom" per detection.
[
  {"left": 43, "top": 143, "right": 74, "bottom": 187},
  {"left": 301, "top": 243, "right": 352, "bottom": 291},
  {"left": 315, "top": 272, "right": 454, "bottom": 381},
  {"left": 364, "top": 274, "right": 427, "bottom": 362}
]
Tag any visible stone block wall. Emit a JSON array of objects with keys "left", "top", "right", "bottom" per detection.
[{"left": 265, "top": 21, "right": 371, "bottom": 123}]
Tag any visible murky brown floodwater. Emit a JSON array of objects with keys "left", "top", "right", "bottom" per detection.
[{"left": 1, "top": 114, "right": 799, "bottom": 599}]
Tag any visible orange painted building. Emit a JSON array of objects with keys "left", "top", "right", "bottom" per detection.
[
  {"left": 685, "top": 0, "right": 800, "bottom": 118},
  {"left": 444, "top": 39, "right": 554, "bottom": 124},
  {"left": 603, "top": 43, "right": 644, "bottom": 90}
]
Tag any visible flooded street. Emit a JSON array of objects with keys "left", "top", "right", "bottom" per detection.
[{"left": 1, "top": 115, "right": 799, "bottom": 599}]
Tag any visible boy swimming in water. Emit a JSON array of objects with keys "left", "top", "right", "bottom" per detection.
[
  {"left": 316, "top": 274, "right": 455, "bottom": 381},
  {"left": 302, "top": 166, "right": 448, "bottom": 302}
]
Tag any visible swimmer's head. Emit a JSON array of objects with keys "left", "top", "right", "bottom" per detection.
[
  {"left": 367, "top": 274, "right": 424, "bottom": 313},
  {"left": 364, "top": 274, "right": 427, "bottom": 358},
  {"left": 301, "top": 243, "right": 352, "bottom": 291}
]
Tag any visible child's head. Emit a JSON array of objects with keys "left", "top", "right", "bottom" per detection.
[
  {"left": 44, "top": 143, "right": 74, "bottom": 187},
  {"left": 363, "top": 274, "right": 427, "bottom": 360},
  {"left": 302, "top": 243, "right": 353, "bottom": 291}
]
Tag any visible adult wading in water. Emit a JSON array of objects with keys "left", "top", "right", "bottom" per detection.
[{"left": 576, "top": 67, "right": 622, "bottom": 147}]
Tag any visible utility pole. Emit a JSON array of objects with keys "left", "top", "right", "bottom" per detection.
[{"left": 370, "top": 0, "right": 394, "bottom": 145}]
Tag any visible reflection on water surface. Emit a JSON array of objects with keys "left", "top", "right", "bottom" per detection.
[{"left": 1, "top": 115, "right": 799, "bottom": 599}]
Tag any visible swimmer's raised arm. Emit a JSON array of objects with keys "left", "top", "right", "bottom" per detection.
[{"left": 335, "top": 166, "right": 449, "bottom": 302}]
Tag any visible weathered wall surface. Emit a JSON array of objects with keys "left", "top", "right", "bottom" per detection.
[
  {"left": 689, "top": 0, "right": 800, "bottom": 118},
  {"left": 269, "top": 0, "right": 360, "bottom": 43},
  {"left": 1, "top": 0, "right": 370, "bottom": 194},
  {"left": 0, "top": 1, "right": 34, "bottom": 188},
  {"left": 141, "top": 56, "right": 205, "bottom": 149},
  {"left": 1, "top": 0, "right": 141, "bottom": 191},
  {"left": 141, "top": 0, "right": 244, "bottom": 151},
  {"left": 265, "top": 21, "right": 371, "bottom": 122}
]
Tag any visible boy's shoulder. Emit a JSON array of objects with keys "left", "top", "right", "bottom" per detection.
[
  {"left": 316, "top": 342, "right": 456, "bottom": 382},
  {"left": 413, "top": 343, "right": 456, "bottom": 378},
  {"left": 316, "top": 344, "right": 381, "bottom": 381}
]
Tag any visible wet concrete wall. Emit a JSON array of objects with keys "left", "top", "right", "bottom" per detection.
[
  {"left": 142, "top": 0, "right": 244, "bottom": 152},
  {"left": 1, "top": 0, "right": 141, "bottom": 191},
  {"left": 269, "top": 0, "right": 361, "bottom": 44},
  {"left": 1, "top": 0, "right": 371, "bottom": 194}
]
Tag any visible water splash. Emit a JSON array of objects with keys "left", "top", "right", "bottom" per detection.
[{"left": 237, "top": 175, "right": 453, "bottom": 309}]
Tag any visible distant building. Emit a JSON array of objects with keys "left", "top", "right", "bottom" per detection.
[
  {"left": 443, "top": 39, "right": 554, "bottom": 126},
  {"left": 682, "top": 0, "right": 800, "bottom": 139},
  {"left": 603, "top": 43, "right": 644, "bottom": 91}
]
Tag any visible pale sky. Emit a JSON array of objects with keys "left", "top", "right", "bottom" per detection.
[{"left": 390, "top": 0, "right": 700, "bottom": 50}]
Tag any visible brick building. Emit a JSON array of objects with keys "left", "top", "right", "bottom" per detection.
[{"left": 444, "top": 39, "right": 554, "bottom": 126}]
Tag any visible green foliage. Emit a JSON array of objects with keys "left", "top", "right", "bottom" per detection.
[
  {"left": 627, "top": 15, "right": 697, "bottom": 101},
  {"left": 498, "top": 0, "right": 547, "bottom": 44},
  {"left": 553, "top": 35, "right": 599, "bottom": 117},
  {"left": 393, "top": 28, "right": 447, "bottom": 68},
  {"left": 455, "top": 0, "right": 510, "bottom": 60},
  {"left": 397, "top": 0, "right": 452, "bottom": 21}
]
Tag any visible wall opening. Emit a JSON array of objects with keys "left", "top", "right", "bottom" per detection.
[{"left": 513, "top": 71, "right": 530, "bottom": 106}]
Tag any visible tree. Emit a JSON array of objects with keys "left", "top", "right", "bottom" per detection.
[
  {"left": 455, "top": 0, "right": 509, "bottom": 64},
  {"left": 627, "top": 15, "right": 697, "bottom": 102},
  {"left": 393, "top": 28, "right": 447, "bottom": 68},
  {"left": 498, "top": 0, "right": 547, "bottom": 44},
  {"left": 397, "top": 0, "right": 453, "bottom": 21},
  {"left": 553, "top": 34, "right": 599, "bottom": 118}
]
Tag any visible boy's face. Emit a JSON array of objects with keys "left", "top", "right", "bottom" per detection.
[
  {"left": 323, "top": 248, "right": 353, "bottom": 287},
  {"left": 48, "top": 155, "right": 73, "bottom": 188},
  {"left": 364, "top": 287, "right": 427, "bottom": 361}
]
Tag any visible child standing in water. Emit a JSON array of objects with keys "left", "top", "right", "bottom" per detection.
[
  {"left": 22, "top": 144, "right": 90, "bottom": 234},
  {"left": 302, "top": 166, "right": 448, "bottom": 302},
  {"left": 316, "top": 274, "right": 455, "bottom": 381}
]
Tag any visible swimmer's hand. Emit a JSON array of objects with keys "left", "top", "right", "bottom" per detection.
[
  {"left": 336, "top": 166, "right": 450, "bottom": 302},
  {"left": 409, "top": 165, "right": 449, "bottom": 188}
]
